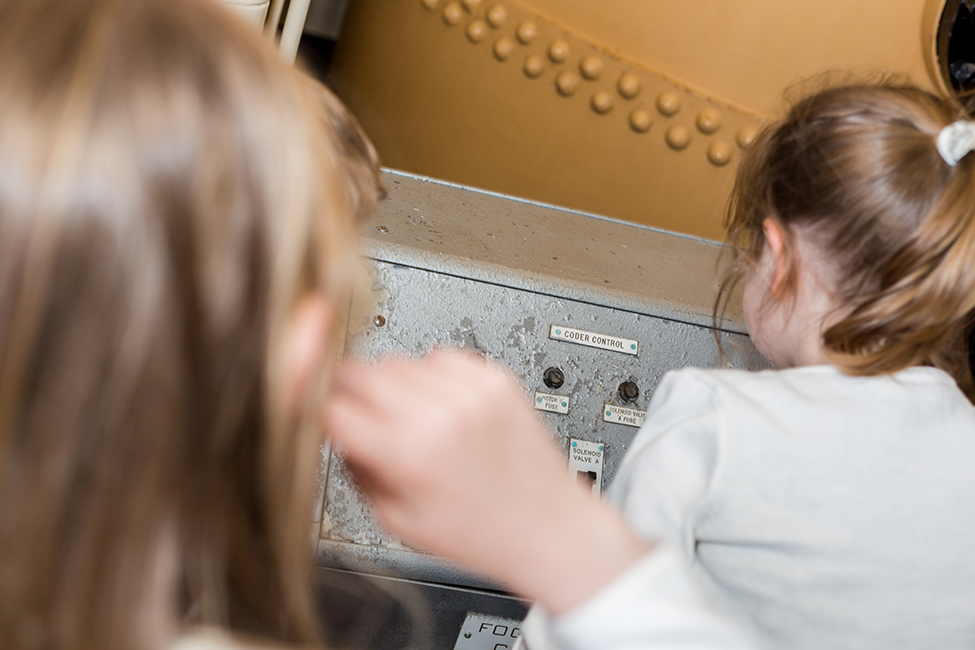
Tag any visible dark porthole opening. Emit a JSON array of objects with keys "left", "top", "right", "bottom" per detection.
[{"left": 939, "top": 0, "right": 975, "bottom": 93}]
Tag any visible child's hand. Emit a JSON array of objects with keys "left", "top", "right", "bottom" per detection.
[{"left": 323, "top": 349, "right": 648, "bottom": 614}]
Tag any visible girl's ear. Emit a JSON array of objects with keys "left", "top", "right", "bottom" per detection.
[
  {"left": 762, "top": 217, "right": 789, "bottom": 295},
  {"left": 283, "top": 295, "right": 333, "bottom": 417}
]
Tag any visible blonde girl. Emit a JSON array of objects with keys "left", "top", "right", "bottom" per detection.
[
  {"left": 0, "top": 0, "right": 381, "bottom": 649},
  {"left": 327, "top": 81, "right": 975, "bottom": 650}
]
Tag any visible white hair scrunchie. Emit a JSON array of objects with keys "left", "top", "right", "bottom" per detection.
[{"left": 937, "top": 120, "right": 975, "bottom": 167}]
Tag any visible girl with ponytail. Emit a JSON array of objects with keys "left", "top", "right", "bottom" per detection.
[{"left": 327, "top": 81, "right": 975, "bottom": 650}]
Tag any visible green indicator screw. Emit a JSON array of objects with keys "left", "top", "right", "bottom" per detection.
[
  {"left": 561, "top": 401, "right": 567, "bottom": 407},
  {"left": 571, "top": 441, "right": 577, "bottom": 447},
  {"left": 631, "top": 344, "right": 637, "bottom": 350},
  {"left": 606, "top": 410, "right": 612, "bottom": 417},
  {"left": 537, "top": 397, "right": 543, "bottom": 403},
  {"left": 599, "top": 445, "right": 604, "bottom": 451},
  {"left": 556, "top": 329, "right": 562, "bottom": 336}
]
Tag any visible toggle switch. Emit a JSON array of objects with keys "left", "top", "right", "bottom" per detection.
[
  {"left": 543, "top": 367, "right": 564, "bottom": 389},
  {"left": 618, "top": 380, "right": 639, "bottom": 402}
]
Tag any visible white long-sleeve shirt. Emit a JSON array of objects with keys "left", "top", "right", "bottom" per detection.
[
  {"left": 604, "top": 365, "right": 975, "bottom": 650},
  {"left": 522, "top": 365, "right": 975, "bottom": 650},
  {"left": 518, "top": 545, "right": 757, "bottom": 650}
]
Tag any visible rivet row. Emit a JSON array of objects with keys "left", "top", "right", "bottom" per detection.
[{"left": 423, "top": 0, "right": 756, "bottom": 165}]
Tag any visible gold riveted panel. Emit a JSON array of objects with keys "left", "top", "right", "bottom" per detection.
[{"left": 327, "top": 0, "right": 948, "bottom": 240}]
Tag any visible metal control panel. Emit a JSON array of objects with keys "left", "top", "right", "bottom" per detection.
[{"left": 314, "top": 170, "right": 768, "bottom": 649}]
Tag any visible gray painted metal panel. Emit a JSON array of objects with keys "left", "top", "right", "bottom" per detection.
[{"left": 318, "top": 171, "right": 768, "bottom": 593}]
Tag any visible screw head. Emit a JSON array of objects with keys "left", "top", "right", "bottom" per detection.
[
  {"left": 548, "top": 39, "right": 571, "bottom": 63},
  {"left": 617, "top": 72, "right": 642, "bottom": 99},
  {"left": 543, "top": 367, "right": 564, "bottom": 389},
  {"left": 618, "top": 381, "right": 640, "bottom": 402},
  {"left": 579, "top": 54, "right": 604, "bottom": 80},
  {"left": 516, "top": 20, "right": 538, "bottom": 44},
  {"left": 493, "top": 36, "right": 515, "bottom": 60},
  {"left": 373, "top": 315, "right": 386, "bottom": 327},
  {"left": 656, "top": 91, "right": 681, "bottom": 116},
  {"left": 523, "top": 54, "right": 546, "bottom": 78},
  {"left": 555, "top": 70, "right": 580, "bottom": 96},
  {"left": 708, "top": 140, "right": 733, "bottom": 166},
  {"left": 665, "top": 125, "right": 690, "bottom": 150}
]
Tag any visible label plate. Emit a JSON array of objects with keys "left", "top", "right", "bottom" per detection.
[
  {"left": 453, "top": 613, "right": 522, "bottom": 650},
  {"left": 603, "top": 403, "right": 646, "bottom": 428},
  {"left": 568, "top": 439, "right": 605, "bottom": 496},
  {"left": 549, "top": 325, "right": 638, "bottom": 355},
  {"left": 533, "top": 391, "right": 569, "bottom": 414}
]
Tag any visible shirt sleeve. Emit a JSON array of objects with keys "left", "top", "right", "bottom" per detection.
[
  {"left": 517, "top": 545, "right": 755, "bottom": 650},
  {"left": 605, "top": 369, "right": 721, "bottom": 552}
]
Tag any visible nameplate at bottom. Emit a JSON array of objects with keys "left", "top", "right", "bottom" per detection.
[{"left": 454, "top": 613, "right": 522, "bottom": 650}]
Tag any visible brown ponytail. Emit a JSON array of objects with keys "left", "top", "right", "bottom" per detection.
[{"left": 720, "top": 80, "right": 975, "bottom": 398}]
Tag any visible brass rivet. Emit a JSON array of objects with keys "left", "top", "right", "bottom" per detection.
[
  {"left": 516, "top": 20, "right": 538, "bottom": 44},
  {"left": 629, "top": 109, "right": 652, "bottom": 132},
  {"left": 523, "top": 54, "right": 546, "bottom": 78},
  {"left": 666, "top": 125, "right": 690, "bottom": 150},
  {"left": 493, "top": 36, "right": 515, "bottom": 60},
  {"left": 373, "top": 315, "right": 387, "bottom": 327},
  {"left": 486, "top": 4, "right": 508, "bottom": 27},
  {"left": 591, "top": 90, "right": 614, "bottom": 113},
  {"left": 737, "top": 125, "right": 760, "bottom": 148},
  {"left": 556, "top": 70, "right": 580, "bottom": 96},
  {"left": 617, "top": 72, "right": 641, "bottom": 99},
  {"left": 696, "top": 109, "right": 721, "bottom": 134},
  {"left": 708, "top": 140, "right": 733, "bottom": 166},
  {"left": 466, "top": 19, "right": 488, "bottom": 42},
  {"left": 579, "top": 55, "right": 604, "bottom": 80},
  {"left": 442, "top": 1, "right": 463, "bottom": 25},
  {"left": 656, "top": 91, "right": 681, "bottom": 116},
  {"left": 548, "top": 39, "right": 571, "bottom": 63},
  {"left": 420, "top": 0, "right": 440, "bottom": 10}
]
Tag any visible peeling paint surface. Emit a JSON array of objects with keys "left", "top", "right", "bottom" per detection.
[{"left": 319, "top": 173, "right": 768, "bottom": 589}]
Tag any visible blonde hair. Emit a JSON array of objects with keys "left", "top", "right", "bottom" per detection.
[
  {"left": 719, "top": 79, "right": 975, "bottom": 396},
  {"left": 0, "top": 0, "right": 381, "bottom": 649}
]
